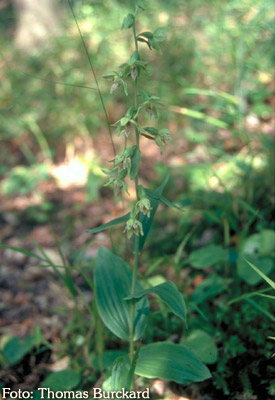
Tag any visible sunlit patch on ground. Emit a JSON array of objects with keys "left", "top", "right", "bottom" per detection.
[{"left": 50, "top": 157, "right": 89, "bottom": 189}]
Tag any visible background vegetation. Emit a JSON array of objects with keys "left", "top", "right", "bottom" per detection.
[{"left": 0, "top": 0, "right": 274, "bottom": 399}]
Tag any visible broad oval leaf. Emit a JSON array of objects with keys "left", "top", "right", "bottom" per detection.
[
  {"left": 95, "top": 247, "right": 149, "bottom": 341},
  {"left": 125, "top": 281, "right": 186, "bottom": 324},
  {"left": 3, "top": 335, "right": 36, "bottom": 366},
  {"left": 111, "top": 356, "right": 130, "bottom": 391},
  {"left": 259, "top": 229, "right": 275, "bottom": 256},
  {"left": 237, "top": 255, "right": 273, "bottom": 285},
  {"left": 135, "top": 342, "right": 211, "bottom": 384},
  {"left": 237, "top": 233, "right": 274, "bottom": 285},
  {"left": 183, "top": 330, "right": 218, "bottom": 364},
  {"left": 188, "top": 245, "right": 228, "bottom": 269},
  {"left": 41, "top": 370, "right": 80, "bottom": 391}
]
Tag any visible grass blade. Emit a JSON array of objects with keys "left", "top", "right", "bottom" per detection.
[
  {"left": 244, "top": 258, "right": 275, "bottom": 289},
  {"left": 0, "top": 243, "right": 46, "bottom": 262}
]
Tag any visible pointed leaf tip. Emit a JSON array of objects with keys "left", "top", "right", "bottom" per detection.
[{"left": 125, "top": 281, "right": 186, "bottom": 324}]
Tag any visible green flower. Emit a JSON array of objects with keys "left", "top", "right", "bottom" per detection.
[
  {"left": 114, "top": 154, "right": 131, "bottom": 171},
  {"left": 135, "top": 197, "right": 151, "bottom": 218},
  {"left": 104, "top": 169, "right": 129, "bottom": 196},
  {"left": 113, "top": 146, "right": 137, "bottom": 173},
  {"left": 123, "top": 218, "right": 144, "bottom": 239}
]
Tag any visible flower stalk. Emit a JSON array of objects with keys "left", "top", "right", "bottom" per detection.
[{"left": 129, "top": 13, "right": 140, "bottom": 365}]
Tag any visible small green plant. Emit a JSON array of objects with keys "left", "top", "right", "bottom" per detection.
[
  {"left": 0, "top": 327, "right": 45, "bottom": 367},
  {"left": 88, "top": 0, "right": 211, "bottom": 389},
  {"left": 1, "top": 164, "right": 49, "bottom": 196}
]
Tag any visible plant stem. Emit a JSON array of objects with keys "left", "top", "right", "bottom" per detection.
[
  {"left": 129, "top": 236, "right": 139, "bottom": 362},
  {"left": 129, "top": 16, "right": 140, "bottom": 365}
]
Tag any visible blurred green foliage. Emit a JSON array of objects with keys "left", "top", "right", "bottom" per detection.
[
  {"left": 1, "top": 164, "right": 49, "bottom": 196},
  {"left": 0, "top": 0, "right": 274, "bottom": 397},
  {"left": 0, "top": 0, "right": 273, "bottom": 165}
]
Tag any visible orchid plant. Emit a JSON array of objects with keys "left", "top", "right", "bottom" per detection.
[{"left": 88, "top": 0, "right": 211, "bottom": 391}]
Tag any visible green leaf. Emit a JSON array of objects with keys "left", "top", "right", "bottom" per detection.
[
  {"left": 125, "top": 281, "right": 186, "bottom": 323},
  {"left": 237, "top": 233, "right": 274, "bottom": 285},
  {"left": 149, "top": 38, "right": 162, "bottom": 54},
  {"left": 133, "top": 0, "right": 146, "bottom": 10},
  {"left": 122, "top": 80, "right": 128, "bottom": 96},
  {"left": 102, "top": 71, "right": 118, "bottom": 79},
  {"left": 3, "top": 335, "right": 36, "bottom": 366},
  {"left": 87, "top": 213, "right": 130, "bottom": 233},
  {"left": 130, "top": 148, "right": 141, "bottom": 179},
  {"left": 121, "top": 14, "right": 135, "bottom": 30},
  {"left": 259, "top": 229, "right": 275, "bottom": 256},
  {"left": 244, "top": 258, "right": 275, "bottom": 289},
  {"left": 111, "top": 356, "right": 131, "bottom": 390},
  {"left": 237, "top": 255, "right": 273, "bottom": 285},
  {"left": 183, "top": 88, "right": 238, "bottom": 105},
  {"left": 120, "top": 116, "right": 130, "bottom": 126},
  {"left": 192, "top": 274, "right": 227, "bottom": 305},
  {"left": 170, "top": 106, "right": 228, "bottom": 128},
  {"left": 41, "top": 370, "right": 80, "bottom": 391},
  {"left": 240, "top": 233, "right": 260, "bottom": 255},
  {"left": 160, "top": 195, "right": 184, "bottom": 212},
  {"left": 137, "top": 37, "right": 148, "bottom": 45},
  {"left": 256, "top": 294, "right": 275, "bottom": 299},
  {"left": 245, "top": 298, "right": 275, "bottom": 322},
  {"left": 155, "top": 135, "right": 164, "bottom": 152},
  {"left": 134, "top": 175, "right": 169, "bottom": 251},
  {"left": 188, "top": 245, "right": 228, "bottom": 269},
  {"left": 227, "top": 288, "right": 272, "bottom": 305},
  {"left": 135, "top": 342, "right": 211, "bottom": 384},
  {"left": 189, "top": 302, "right": 209, "bottom": 321},
  {"left": 93, "top": 350, "right": 128, "bottom": 372},
  {"left": 153, "top": 27, "right": 166, "bottom": 42},
  {"left": 184, "top": 330, "right": 218, "bottom": 364},
  {"left": 144, "top": 126, "right": 159, "bottom": 135},
  {"left": 95, "top": 247, "right": 148, "bottom": 341},
  {"left": 128, "top": 51, "right": 139, "bottom": 65},
  {"left": 138, "top": 31, "right": 153, "bottom": 39}
]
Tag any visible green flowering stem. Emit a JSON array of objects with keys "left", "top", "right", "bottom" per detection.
[{"left": 129, "top": 14, "right": 140, "bottom": 369}]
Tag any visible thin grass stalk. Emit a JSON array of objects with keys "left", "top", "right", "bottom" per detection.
[{"left": 67, "top": 0, "right": 116, "bottom": 156}]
